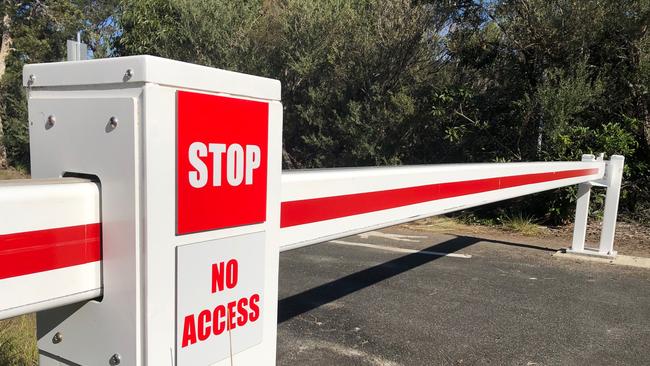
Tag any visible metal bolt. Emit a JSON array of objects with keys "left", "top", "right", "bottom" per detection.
[
  {"left": 124, "top": 69, "right": 133, "bottom": 80},
  {"left": 109, "top": 353, "right": 121, "bottom": 365},
  {"left": 28, "top": 74, "right": 36, "bottom": 84},
  {"left": 109, "top": 116, "right": 118, "bottom": 129},
  {"left": 46, "top": 115, "right": 56, "bottom": 129},
  {"left": 52, "top": 332, "right": 63, "bottom": 344}
]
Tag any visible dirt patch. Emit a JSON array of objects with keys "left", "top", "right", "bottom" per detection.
[
  {"left": 0, "top": 314, "right": 37, "bottom": 366},
  {"left": 402, "top": 216, "right": 650, "bottom": 257},
  {"left": 549, "top": 220, "right": 650, "bottom": 257},
  {"left": 0, "top": 168, "right": 28, "bottom": 180}
]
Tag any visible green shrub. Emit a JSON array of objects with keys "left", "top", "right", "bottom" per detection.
[{"left": 0, "top": 315, "right": 37, "bottom": 366}]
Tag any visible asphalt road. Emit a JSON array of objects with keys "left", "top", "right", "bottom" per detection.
[{"left": 276, "top": 228, "right": 650, "bottom": 366}]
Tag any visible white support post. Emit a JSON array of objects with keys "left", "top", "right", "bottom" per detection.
[
  {"left": 570, "top": 154, "right": 595, "bottom": 253},
  {"left": 598, "top": 155, "right": 625, "bottom": 256},
  {"left": 567, "top": 154, "right": 624, "bottom": 258}
]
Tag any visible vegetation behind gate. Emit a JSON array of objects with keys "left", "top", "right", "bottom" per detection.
[{"left": 1, "top": 0, "right": 648, "bottom": 224}]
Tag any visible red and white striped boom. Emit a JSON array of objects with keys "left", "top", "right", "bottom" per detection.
[
  {"left": 1, "top": 157, "right": 618, "bottom": 320},
  {"left": 279, "top": 161, "right": 605, "bottom": 250},
  {"left": 0, "top": 178, "right": 101, "bottom": 320}
]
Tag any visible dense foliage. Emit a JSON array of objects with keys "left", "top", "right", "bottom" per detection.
[
  {"left": 0, "top": 0, "right": 117, "bottom": 167},
  {"left": 1, "top": 0, "right": 648, "bottom": 223}
]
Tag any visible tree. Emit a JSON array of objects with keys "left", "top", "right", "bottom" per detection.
[
  {"left": 0, "top": 0, "right": 117, "bottom": 168},
  {"left": 116, "top": 0, "right": 452, "bottom": 168},
  {"left": 2, "top": 0, "right": 648, "bottom": 223},
  {"left": 443, "top": 0, "right": 649, "bottom": 222}
]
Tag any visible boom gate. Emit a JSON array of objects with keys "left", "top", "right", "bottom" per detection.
[{"left": 0, "top": 56, "right": 624, "bottom": 366}]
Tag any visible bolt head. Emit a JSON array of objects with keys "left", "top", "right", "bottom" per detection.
[
  {"left": 46, "top": 115, "right": 56, "bottom": 129},
  {"left": 109, "top": 353, "right": 121, "bottom": 365},
  {"left": 109, "top": 117, "right": 118, "bottom": 128},
  {"left": 52, "top": 332, "right": 63, "bottom": 344},
  {"left": 28, "top": 74, "right": 36, "bottom": 83},
  {"left": 124, "top": 69, "right": 133, "bottom": 79}
]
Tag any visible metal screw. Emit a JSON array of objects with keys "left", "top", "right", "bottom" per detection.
[
  {"left": 124, "top": 69, "right": 133, "bottom": 80},
  {"left": 52, "top": 332, "right": 63, "bottom": 344},
  {"left": 46, "top": 115, "right": 56, "bottom": 129},
  {"left": 109, "top": 353, "right": 121, "bottom": 365},
  {"left": 109, "top": 116, "right": 118, "bottom": 129},
  {"left": 28, "top": 74, "right": 36, "bottom": 84}
]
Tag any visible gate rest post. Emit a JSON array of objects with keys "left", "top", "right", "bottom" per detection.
[
  {"left": 569, "top": 154, "right": 625, "bottom": 257},
  {"left": 23, "top": 56, "right": 283, "bottom": 366}
]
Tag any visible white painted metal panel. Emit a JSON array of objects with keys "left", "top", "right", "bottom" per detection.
[
  {"left": 0, "top": 178, "right": 99, "bottom": 234},
  {"left": 176, "top": 233, "right": 265, "bottom": 365},
  {"left": 281, "top": 161, "right": 604, "bottom": 201},
  {"left": 141, "top": 82, "right": 283, "bottom": 366},
  {"left": 29, "top": 93, "right": 142, "bottom": 366},
  {"left": 23, "top": 55, "right": 281, "bottom": 101},
  {"left": 0, "top": 263, "right": 101, "bottom": 321},
  {"left": 27, "top": 55, "right": 284, "bottom": 366}
]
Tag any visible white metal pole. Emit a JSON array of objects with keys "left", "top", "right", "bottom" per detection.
[
  {"left": 570, "top": 154, "right": 595, "bottom": 253},
  {"left": 76, "top": 31, "right": 81, "bottom": 61},
  {"left": 598, "top": 155, "right": 625, "bottom": 255}
]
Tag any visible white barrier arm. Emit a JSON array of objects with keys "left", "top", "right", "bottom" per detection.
[
  {"left": 279, "top": 160, "right": 605, "bottom": 251},
  {"left": 0, "top": 178, "right": 101, "bottom": 320}
]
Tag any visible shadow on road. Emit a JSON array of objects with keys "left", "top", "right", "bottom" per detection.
[
  {"left": 278, "top": 235, "right": 481, "bottom": 323},
  {"left": 481, "top": 237, "right": 558, "bottom": 252},
  {"left": 278, "top": 233, "right": 560, "bottom": 323}
]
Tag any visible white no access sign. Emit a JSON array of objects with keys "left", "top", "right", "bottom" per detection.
[{"left": 176, "top": 232, "right": 265, "bottom": 364}]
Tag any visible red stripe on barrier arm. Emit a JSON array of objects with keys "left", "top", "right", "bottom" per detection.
[
  {"left": 280, "top": 168, "right": 598, "bottom": 228},
  {"left": 0, "top": 223, "right": 101, "bottom": 280}
]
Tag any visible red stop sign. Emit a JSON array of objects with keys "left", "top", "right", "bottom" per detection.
[{"left": 177, "top": 91, "right": 269, "bottom": 235}]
